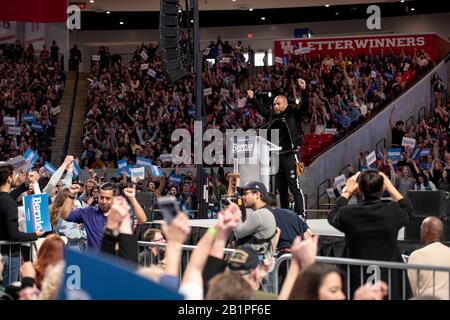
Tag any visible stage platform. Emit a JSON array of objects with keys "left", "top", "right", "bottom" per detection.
[{"left": 150, "top": 219, "right": 405, "bottom": 240}]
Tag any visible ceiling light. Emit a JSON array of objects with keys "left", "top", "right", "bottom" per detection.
[
  {"left": 249, "top": 8, "right": 253, "bottom": 11},
  {"left": 335, "top": 12, "right": 339, "bottom": 15},
  {"left": 106, "top": 11, "right": 111, "bottom": 14},
  {"left": 89, "top": 0, "right": 94, "bottom": 3},
  {"left": 325, "top": 4, "right": 330, "bottom": 7},
  {"left": 261, "top": 17, "right": 265, "bottom": 20},
  {"left": 232, "top": 0, "right": 237, "bottom": 2},
  {"left": 400, "top": 0, "right": 405, "bottom": 3},
  {"left": 190, "top": 19, "right": 194, "bottom": 23},
  {"left": 411, "top": 7, "right": 415, "bottom": 11},
  {"left": 120, "top": 21, "right": 124, "bottom": 25}
]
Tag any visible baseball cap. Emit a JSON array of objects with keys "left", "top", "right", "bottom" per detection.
[
  {"left": 228, "top": 246, "right": 263, "bottom": 272},
  {"left": 238, "top": 181, "right": 268, "bottom": 196}
]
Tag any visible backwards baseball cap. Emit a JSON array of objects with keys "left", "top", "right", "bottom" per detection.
[
  {"left": 238, "top": 181, "right": 268, "bottom": 197},
  {"left": 228, "top": 246, "right": 263, "bottom": 272}
]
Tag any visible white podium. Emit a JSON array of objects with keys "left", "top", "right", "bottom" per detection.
[{"left": 227, "top": 135, "right": 281, "bottom": 192}]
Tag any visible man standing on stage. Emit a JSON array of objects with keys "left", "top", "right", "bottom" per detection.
[{"left": 247, "top": 79, "right": 308, "bottom": 217}]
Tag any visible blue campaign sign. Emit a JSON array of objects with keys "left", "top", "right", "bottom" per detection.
[
  {"left": 420, "top": 149, "right": 431, "bottom": 157},
  {"left": 411, "top": 148, "right": 421, "bottom": 161},
  {"left": 72, "top": 160, "right": 81, "bottom": 178},
  {"left": 420, "top": 162, "right": 431, "bottom": 170},
  {"left": 23, "top": 193, "right": 52, "bottom": 233},
  {"left": 31, "top": 123, "right": 45, "bottom": 131},
  {"left": 387, "top": 148, "right": 402, "bottom": 161},
  {"left": 59, "top": 248, "right": 183, "bottom": 300},
  {"left": 23, "top": 114, "right": 36, "bottom": 123},
  {"left": 23, "top": 148, "right": 40, "bottom": 165},
  {"left": 117, "top": 158, "right": 128, "bottom": 176},
  {"left": 150, "top": 165, "right": 164, "bottom": 177},
  {"left": 43, "top": 162, "right": 57, "bottom": 175},
  {"left": 136, "top": 157, "right": 152, "bottom": 168},
  {"left": 168, "top": 173, "right": 182, "bottom": 185}
]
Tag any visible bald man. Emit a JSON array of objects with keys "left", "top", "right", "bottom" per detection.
[
  {"left": 407, "top": 217, "right": 450, "bottom": 299},
  {"left": 247, "top": 79, "right": 309, "bottom": 217}
]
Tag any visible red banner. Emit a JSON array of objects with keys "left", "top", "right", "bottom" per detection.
[
  {"left": 0, "top": 0, "right": 68, "bottom": 23},
  {"left": 274, "top": 34, "right": 442, "bottom": 61}
]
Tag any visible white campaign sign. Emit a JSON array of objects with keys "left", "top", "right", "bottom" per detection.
[
  {"left": 402, "top": 137, "right": 416, "bottom": 149},
  {"left": 335, "top": 174, "right": 346, "bottom": 188},
  {"left": 366, "top": 151, "right": 376, "bottom": 167}
]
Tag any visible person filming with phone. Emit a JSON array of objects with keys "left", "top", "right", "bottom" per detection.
[
  {"left": 247, "top": 79, "right": 308, "bottom": 217},
  {"left": 328, "top": 170, "right": 414, "bottom": 299}
]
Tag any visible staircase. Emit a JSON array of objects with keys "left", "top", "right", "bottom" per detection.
[
  {"left": 51, "top": 71, "right": 77, "bottom": 164},
  {"left": 67, "top": 73, "right": 89, "bottom": 159}
]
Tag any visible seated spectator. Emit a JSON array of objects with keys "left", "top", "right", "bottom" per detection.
[
  {"left": 138, "top": 228, "right": 166, "bottom": 266},
  {"left": 407, "top": 217, "right": 450, "bottom": 300}
]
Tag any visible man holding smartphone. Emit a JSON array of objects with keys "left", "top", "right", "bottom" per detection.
[{"left": 247, "top": 78, "right": 308, "bottom": 217}]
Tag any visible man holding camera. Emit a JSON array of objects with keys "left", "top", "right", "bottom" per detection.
[
  {"left": 247, "top": 79, "right": 308, "bottom": 217},
  {"left": 234, "top": 181, "right": 277, "bottom": 270},
  {"left": 328, "top": 170, "right": 414, "bottom": 299}
]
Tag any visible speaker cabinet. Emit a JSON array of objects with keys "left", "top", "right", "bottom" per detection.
[
  {"left": 159, "top": 0, "right": 187, "bottom": 83},
  {"left": 405, "top": 191, "right": 450, "bottom": 241}
]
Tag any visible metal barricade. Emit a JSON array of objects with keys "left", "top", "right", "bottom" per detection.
[
  {"left": 0, "top": 241, "right": 36, "bottom": 285},
  {"left": 137, "top": 241, "right": 235, "bottom": 279},
  {"left": 304, "top": 209, "right": 331, "bottom": 220},
  {"left": 272, "top": 254, "right": 450, "bottom": 300}
]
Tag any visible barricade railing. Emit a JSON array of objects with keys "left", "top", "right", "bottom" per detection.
[
  {"left": 304, "top": 209, "right": 330, "bottom": 220},
  {"left": 272, "top": 254, "right": 450, "bottom": 300},
  {"left": 0, "top": 241, "right": 36, "bottom": 285},
  {"left": 137, "top": 241, "right": 235, "bottom": 279}
]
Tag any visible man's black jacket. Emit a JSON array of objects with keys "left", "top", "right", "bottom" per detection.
[{"left": 249, "top": 89, "right": 309, "bottom": 152}]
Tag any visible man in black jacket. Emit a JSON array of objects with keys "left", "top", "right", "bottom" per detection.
[
  {"left": 0, "top": 164, "right": 42, "bottom": 285},
  {"left": 328, "top": 170, "right": 414, "bottom": 299},
  {"left": 247, "top": 79, "right": 308, "bottom": 217}
]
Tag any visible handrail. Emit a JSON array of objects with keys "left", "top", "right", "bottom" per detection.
[
  {"left": 316, "top": 178, "right": 331, "bottom": 209},
  {"left": 338, "top": 164, "right": 350, "bottom": 176},
  {"left": 418, "top": 106, "right": 426, "bottom": 123},
  {"left": 375, "top": 138, "right": 386, "bottom": 152},
  {"left": 405, "top": 115, "right": 414, "bottom": 131},
  {"left": 61, "top": 71, "right": 79, "bottom": 163},
  {"left": 137, "top": 241, "right": 235, "bottom": 255}
]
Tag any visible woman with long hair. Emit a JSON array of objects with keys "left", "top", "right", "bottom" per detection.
[
  {"left": 34, "top": 235, "right": 65, "bottom": 290},
  {"left": 50, "top": 188, "right": 87, "bottom": 250},
  {"left": 288, "top": 263, "right": 346, "bottom": 300}
]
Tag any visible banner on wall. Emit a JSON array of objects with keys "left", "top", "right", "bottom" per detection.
[
  {"left": 0, "top": 21, "right": 17, "bottom": 44},
  {"left": 0, "top": 0, "right": 67, "bottom": 23},
  {"left": 274, "top": 33, "right": 441, "bottom": 61}
]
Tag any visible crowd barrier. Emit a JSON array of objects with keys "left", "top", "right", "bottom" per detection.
[
  {"left": 0, "top": 241, "right": 36, "bottom": 285},
  {"left": 137, "top": 241, "right": 235, "bottom": 279},
  {"left": 137, "top": 241, "right": 450, "bottom": 299},
  {"left": 273, "top": 254, "right": 450, "bottom": 300}
]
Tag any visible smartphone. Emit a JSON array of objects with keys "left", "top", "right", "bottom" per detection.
[{"left": 157, "top": 196, "right": 180, "bottom": 224}]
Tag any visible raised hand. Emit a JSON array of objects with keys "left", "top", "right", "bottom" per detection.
[
  {"left": 297, "top": 78, "right": 307, "bottom": 90},
  {"left": 161, "top": 212, "right": 191, "bottom": 245},
  {"left": 290, "top": 235, "right": 319, "bottom": 269},
  {"left": 123, "top": 187, "right": 136, "bottom": 199},
  {"left": 344, "top": 171, "right": 361, "bottom": 195},
  {"left": 247, "top": 90, "right": 254, "bottom": 99},
  {"left": 63, "top": 155, "right": 75, "bottom": 166},
  {"left": 68, "top": 183, "right": 82, "bottom": 196}
]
